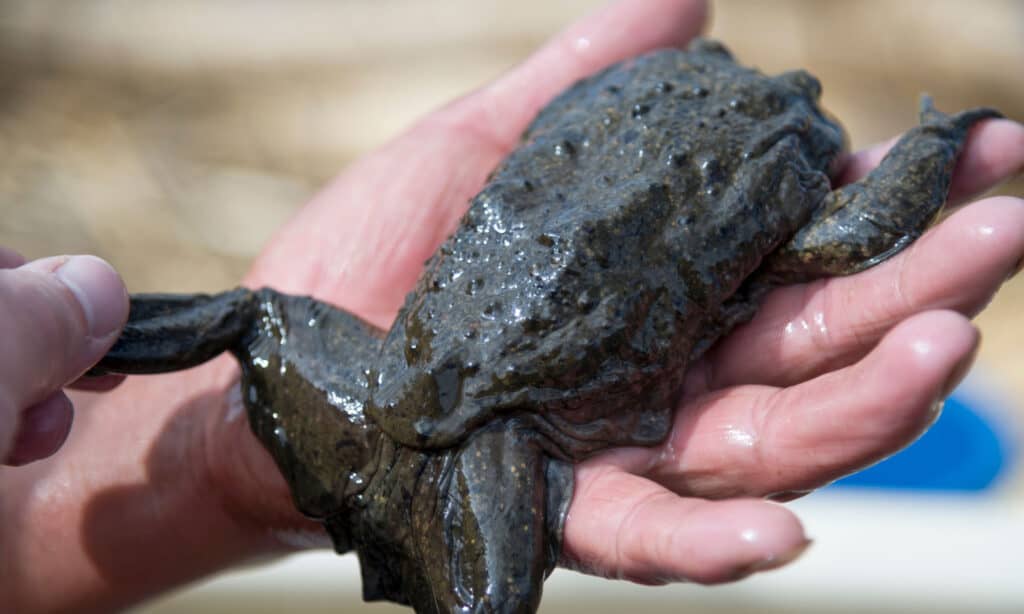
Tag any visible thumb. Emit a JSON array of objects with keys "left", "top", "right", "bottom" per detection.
[{"left": 0, "top": 254, "right": 128, "bottom": 418}]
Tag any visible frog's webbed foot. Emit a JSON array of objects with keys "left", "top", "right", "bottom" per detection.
[
  {"left": 764, "top": 97, "right": 1002, "bottom": 283},
  {"left": 88, "top": 288, "right": 259, "bottom": 376},
  {"left": 352, "top": 424, "right": 573, "bottom": 613}
]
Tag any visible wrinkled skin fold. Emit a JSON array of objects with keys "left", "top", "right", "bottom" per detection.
[{"left": 90, "top": 40, "right": 1000, "bottom": 613}]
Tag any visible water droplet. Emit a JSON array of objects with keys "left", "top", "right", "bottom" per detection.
[
  {"left": 668, "top": 152, "right": 687, "bottom": 167},
  {"left": 631, "top": 103, "right": 651, "bottom": 118},
  {"left": 482, "top": 302, "right": 502, "bottom": 319}
]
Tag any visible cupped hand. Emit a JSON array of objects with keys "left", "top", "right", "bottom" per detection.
[
  {"left": 0, "top": 251, "right": 127, "bottom": 466},
  {"left": 247, "top": 0, "right": 1024, "bottom": 585},
  {"left": 4, "top": 0, "right": 1022, "bottom": 611}
]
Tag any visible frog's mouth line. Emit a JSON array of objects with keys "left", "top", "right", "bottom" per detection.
[{"left": 744, "top": 107, "right": 844, "bottom": 173}]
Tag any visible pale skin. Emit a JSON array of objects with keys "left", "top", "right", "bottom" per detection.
[{"left": 2, "top": 0, "right": 1023, "bottom": 610}]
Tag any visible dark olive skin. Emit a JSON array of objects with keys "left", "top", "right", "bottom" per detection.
[{"left": 90, "top": 39, "right": 1000, "bottom": 613}]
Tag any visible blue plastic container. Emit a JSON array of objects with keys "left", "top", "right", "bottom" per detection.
[{"left": 831, "top": 385, "right": 1017, "bottom": 493}]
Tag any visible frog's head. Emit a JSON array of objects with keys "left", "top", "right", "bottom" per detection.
[{"left": 770, "top": 69, "right": 848, "bottom": 173}]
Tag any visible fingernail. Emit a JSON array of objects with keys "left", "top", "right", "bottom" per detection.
[
  {"left": 941, "top": 331, "right": 980, "bottom": 398},
  {"left": 767, "top": 489, "right": 812, "bottom": 503},
  {"left": 732, "top": 538, "right": 813, "bottom": 580},
  {"left": 54, "top": 255, "right": 128, "bottom": 339},
  {"left": 6, "top": 393, "right": 74, "bottom": 466}
]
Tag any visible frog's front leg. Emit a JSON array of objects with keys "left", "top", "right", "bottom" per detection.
[{"left": 764, "top": 97, "right": 1002, "bottom": 282}]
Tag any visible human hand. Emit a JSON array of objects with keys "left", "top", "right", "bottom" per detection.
[
  {"left": 0, "top": 250, "right": 127, "bottom": 466},
  {"left": 248, "top": 0, "right": 1024, "bottom": 584},
  {"left": 4, "top": 0, "right": 1022, "bottom": 611}
]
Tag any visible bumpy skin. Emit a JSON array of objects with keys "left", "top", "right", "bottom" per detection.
[{"left": 89, "top": 39, "right": 1000, "bottom": 613}]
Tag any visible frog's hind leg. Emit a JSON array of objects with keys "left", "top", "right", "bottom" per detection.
[
  {"left": 388, "top": 424, "right": 572, "bottom": 613},
  {"left": 88, "top": 288, "right": 259, "bottom": 375},
  {"left": 764, "top": 97, "right": 1002, "bottom": 283},
  {"left": 233, "top": 290, "right": 386, "bottom": 524},
  {"left": 90, "top": 288, "right": 386, "bottom": 529}
]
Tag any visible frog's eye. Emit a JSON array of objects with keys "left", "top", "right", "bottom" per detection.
[
  {"left": 688, "top": 38, "right": 735, "bottom": 60},
  {"left": 743, "top": 88, "right": 786, "bottom": 119},
  {"left": 776, "top": 70, "right": 822, "bottom": 101}
]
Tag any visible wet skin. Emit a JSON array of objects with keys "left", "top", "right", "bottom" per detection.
[{"left": 90, "top": 39, "right": 1001, "bottom": 613}]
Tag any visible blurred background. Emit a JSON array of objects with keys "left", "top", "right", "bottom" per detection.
[{"left": 1, "top": 0, "right": 1022, "bottom": 612}]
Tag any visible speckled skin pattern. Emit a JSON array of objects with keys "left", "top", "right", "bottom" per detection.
[{"left": 91, "top": 39, "right": 1000, "bottom": 613}]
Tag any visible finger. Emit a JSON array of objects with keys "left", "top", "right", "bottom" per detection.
[
  {"left": 453, "top": 0, "right": 708, "bottom": 149},
  {"left": 68, "top": 374, "right": 126, "bottom": 392},
  {"left": 0, "top": 246, "right": 25, "bottom": 269},
  {"left": 696, "top": 196, "right": 1024, "bottom": 391},
  {"left": 0, "top": 255, "right": 128, "bottom": 411},
  {"left": 4, "top": 391, "right": 74, "bottom": 466},
  {"left": 248, "top": 0, "right": 708, "bottom": 325},
  {"left": 563, "top": 465, "right": 808, "bottom": 585},
  {"left": 648, "top": 310, "right": 978, "bottom": 500},
  {"left": 837, "top": 118, "right": 1024, "bottom": 206}
]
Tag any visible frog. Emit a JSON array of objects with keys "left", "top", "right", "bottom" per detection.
[{"left": 89, "top": 39, "right": 1001, "bottom": 613}]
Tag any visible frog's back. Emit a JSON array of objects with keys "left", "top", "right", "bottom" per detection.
[{"left": 368, "top": 42, "right": 842, "bottom": 454}]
